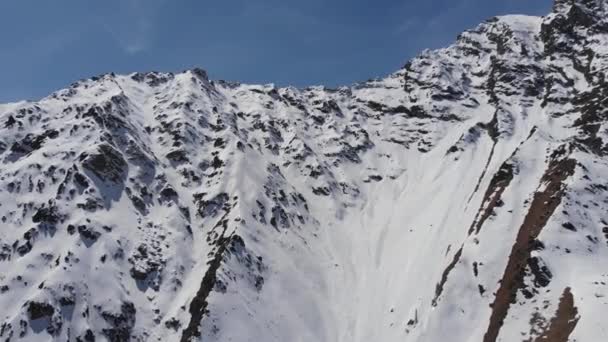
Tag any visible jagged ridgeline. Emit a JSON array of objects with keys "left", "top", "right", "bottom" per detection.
[{"left": 1, "top": 0, "right": 608, "bottom": 341}]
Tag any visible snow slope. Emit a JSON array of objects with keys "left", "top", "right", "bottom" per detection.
[{"left": 1, "top": 1, "right": 608, "bottom": 341}]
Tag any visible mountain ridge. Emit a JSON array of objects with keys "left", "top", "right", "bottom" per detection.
[{"left": 1, "top": 1, "right": 608, "bottom": 341}]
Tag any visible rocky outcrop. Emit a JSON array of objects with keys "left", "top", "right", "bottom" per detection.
[{"left": 0, "top": 1, "right": 606, "bottom": 341}]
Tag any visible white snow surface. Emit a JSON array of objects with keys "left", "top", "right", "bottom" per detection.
[{"left": 1, "top": 1, "right": 608, "bottom": 341}]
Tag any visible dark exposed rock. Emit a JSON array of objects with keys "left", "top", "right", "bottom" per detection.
[
  {"left": 561, "top": 222, "right": 578, "bottom": 232},
  {"left": 7, "top": 129, "right": 59, "bottom": 160},
  {"left": 166, "top": 150, "right": 190, "bottom": 164},
  {"left": 469, "top": 160, "right": 515, "bottom": 235},
  {"left": 74, "top": 172, "right": 90, "bottom": 188},
  {"left": 32, "top": 204, "right": 61, "bottom": 225},
  {"left": 128, "top": 243, "right": 163, "bottom": 290},
  {"left": 78, "top": 225, "right": 101, "bottom": 244},
  {"left": 366, "top": 101, "right": 385, "bottom": 112},
  {"left": 196, "top": 193, "right": 230, "bottom": 218},
  {"left": 312, "top": 187, "right": 331, "bottom": 196},
  {"left": 528, "top": 256, "right": 552, "bottom": 288},
  {"left": 191, "top": 67, "right": 209, "bottom": 80},
  {"left": 181, "top": 233, "right": 234, "bottom": 342},
  {"left": 211, "top": 156, "right": 224, "bottom": 168},
  {"left": 101, "top": 302, "right": 136, "bottom": 342},
  {"left": 27, "top": 301, "right": 54, "bottom": 320},
  {"left": 483, "top": 150, "right": 576, "bottom": 342},
  {"left": 165, "top": 318, "right": 181, "bottom": 331},
  {"left": 533, "top": 287, "right": 579, "bottom": 342},
  {"left": 131, "top": 71, "right": 173, "bottom": 87},
  {"left": 0, "top": 4, "right": 606, "bottom": 341},
  {"left": 432, "top": 246, "right": 463, "bottom": 307},
  {"left": 5, "top": 115, "right": 16, "bottom": 128},
  {"left": 270, "top": 206, "right": 290, "bottom": 229},
  {"left": 129, "top": 194, "right": 147, "bottom": 214},
  {"left": 77, "top": 329, "right": 96, "bottom": 342},
  {"left": 160, "top": 186, "right": 179, "bottom": 203},
  {"left": 318, "top": 100, "right": 343, "bottom": 117},
  {"left": 365, "top": 175, "right": 383, "bottom": 182},
  {"left": 77, "top": 198, "right": 103, "bottom": 211},
  {"left": 81, "top": 144, "right": 127, "bottom": 183}
]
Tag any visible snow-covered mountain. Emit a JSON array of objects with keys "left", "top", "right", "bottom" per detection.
[{"left": 1, "top": 1, "right": 608, "bottom": 341}]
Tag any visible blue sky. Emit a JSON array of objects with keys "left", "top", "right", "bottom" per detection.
[{"left": 0, "top": 0, "right": 552, "bottom": 102}]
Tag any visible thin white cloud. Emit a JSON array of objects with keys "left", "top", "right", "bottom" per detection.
[
  {"left": 396, "top": 18, "right": 420, "bottom": 33},
  {"left": 99, "top": 0, "right": 166, "bottom": 55},
  {"left": 426, "top": 0, "right": 475, "bottom": 30}
]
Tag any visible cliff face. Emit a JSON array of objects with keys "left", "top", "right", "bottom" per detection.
[{"left": 1, "top": 1, "right": 607, "bottom": 341}]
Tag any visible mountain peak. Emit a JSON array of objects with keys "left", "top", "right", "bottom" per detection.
[
  {"left": 552, "top": 0, "right": 608, "bottom": 26},
  {"left": 0, "top": 3, "right": 607, "bottom": 342},
  {"left": 190, "top": 67, "right": 209, "bottom": 81}
]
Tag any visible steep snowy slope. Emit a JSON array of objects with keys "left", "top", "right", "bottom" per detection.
[{"left": 1, "top": 0, "right": 608, "bottom": 341}]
